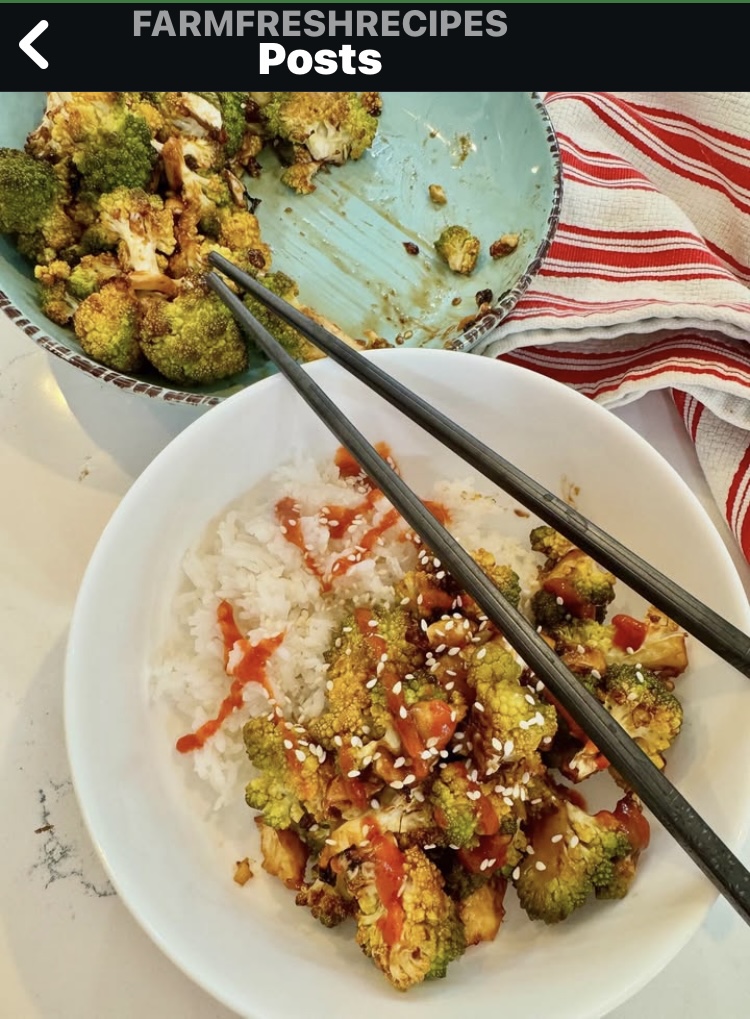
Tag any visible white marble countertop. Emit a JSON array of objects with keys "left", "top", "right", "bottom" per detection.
[{"left": 1, "top": 311, "right": 749, "bottom": 1018}]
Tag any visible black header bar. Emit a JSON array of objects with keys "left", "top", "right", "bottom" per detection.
[{"left": 2, "top": 4, "right": 748, "bottom": 88}]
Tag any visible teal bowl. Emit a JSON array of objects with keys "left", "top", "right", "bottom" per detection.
[{"left": 0, "top": 92, "right": 562, "bottom": 406}]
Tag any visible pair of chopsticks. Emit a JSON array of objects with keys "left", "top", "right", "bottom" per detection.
[{"left": 207, "top": 251, "right": 750, "bottom": 926}]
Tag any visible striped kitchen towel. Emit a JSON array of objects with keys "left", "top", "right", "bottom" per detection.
[{"left": 480, "top": 92, "right": 750, "bottom": 562}]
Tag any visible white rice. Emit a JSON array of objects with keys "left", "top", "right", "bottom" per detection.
[{"left": 150, "top": 457, "right": 545, "bottom": 809}]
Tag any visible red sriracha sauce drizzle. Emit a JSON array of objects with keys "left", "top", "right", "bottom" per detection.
[
  {"left": 275, "top": 444, "right": 454, "bottom": 593},
  {"left": 176, "top": 601, "right": 283, "bottom": 754},
  {"left": 364, "top": 817, "right": 406, "bottom": 946},
  {"left": 611, "top": 614, "right": 648, "bottom": 652},
  {"left": 274, "top": 497, "right": 325, "bottom": 583}
]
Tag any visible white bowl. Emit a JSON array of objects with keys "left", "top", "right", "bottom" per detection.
[{"left": 65, "top": 348, "right": 750, "bottom": 1019}]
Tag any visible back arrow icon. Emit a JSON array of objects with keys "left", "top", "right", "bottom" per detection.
[{"left": 19, "top": 20, "right": 49, "bottom": 69}]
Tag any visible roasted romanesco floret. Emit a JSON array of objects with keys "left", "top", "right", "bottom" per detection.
[
  {"left": 261, "top": 91, "right": 380, "bottom": 193},
  {"left": 243, "top": 715, "right": 333, "bottom": 830},
  {"left": 435, "top": 225, "right": 480, "bottom": 276},
  {"left": 26, "top": 92, "right": 157, "bottom": 198},
  {"left": 550, "top": 607, "right": 688, "bottom": 679},
  {"left": 598, "top": 663, "right": 683, "bottom": 770},
  {"left": 73, "top": 279, "right": 144, "bottom": 372},
  {"left": 531, "top": 527, "right": 616, "bottom": 626},
  {"left": 0, "top": 147, "right": 80, "bottom": 264},
  {"left": 515, "top": 791, "right": 648, "bottom": 924},
  {"left": 429, "top": 762, "right": 491, "bottom": 849},
  {"left": 472, "top": 548, "right": 522, "bottom": 609},
  {"left": 465, "top": 639, "right": 557, "bottom": 765},
  {"left": 139, "top": 284, "right": 248, "bottom": 384},
  {"left": 347, "top": 839, "right": 466, "bottom": 991}
]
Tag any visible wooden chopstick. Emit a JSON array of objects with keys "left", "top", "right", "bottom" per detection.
[
  {"left": 208, "top": 251, "right": 750, "bottom": 680},
  {"left": 207, "top": 266, "right": 750, "bottom": 926}
]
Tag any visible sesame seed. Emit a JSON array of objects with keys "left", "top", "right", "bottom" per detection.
[
  {"left": 525, "top": 693, "right": 535, "bottom": 705},
  {"left": 333, "top": 735, "right": 343, "bottom": 747},
  {"left": 492, "top": 738, "right": 503, "bottom": 752},
  {"left": 366, "top": 678, "right": 377, "bottom": 689},
  {"left": 370, "top": 798, "right": 380, "bottom": 810},
  {"left": 504, "top": 796, "right": 514, "bottom": 807},
  {"left": 536, "top": 681, "right": 545, "bottom": 692},
  {"left": 555, "top": 596, "right": 564, "bottom": 606},
  {"left": 526, "top": 844, "right": 535, "bottom": 855},
  {"left": 476, "top": 647, "right": 487, "bottom": 661},
  {"left": 448, "top": 646, "right": 460, "bottom": 656},
  {"left": 421, "top": 750, "right": 432, "bottom": 760},
  {"left": 392, "top": 681, "right": 402, "bottom": 695},
  {"left": 522, "top": 771, "right": 530, "bottom": 784},
  {"left": 534, "top": 712, "right": 545, "bottom": 726},
  {"left": 591, "top": 669, "right": 601, "bottom": 680},
  {"left": 439, "top": 749, "right": 449, "bottom": 758},
  {"left": 325, "top": 838, "right": 336, "bottom": 846},
  {"left": 504, "top": 740, "right": 514, "bottom": 757},
  {"left": 391, "top": 780, "right": 404, "bottom": 790},
  {"left": 435, "top": 644, "right": 447, "bottom": 654},
  {"left": 626, "top": 646, "right": 635, "bottom": 655},
  {"left": 405, "top": 674, "right": 415, "bottom": 681},
  {"left": 535, "top": 861, "right": 547, "bottom": 871},
  {"left": 287, "top": 519, "right": 296, "bottom": 527},
  {"left": 436, "top": 571, "right": 446, "bottom": 580},
  {"left": 466, "top": 790, "right": 481, "bottom": 801},
  {"left": 283, "top": 739, "right": 293, "bottom": 750},
  {"left": 569, "top": 835, "right": 580, "bottom": 848},
  {"left": 394, "top": 756, "right": 406, "bottom": 768},
  {"left": 636, "top": 671, "right": 644, "bottom": 683},
  {"left": 400, "top": 597, "right": 410, "bottom": 606},
  {"left": 542, "top": 736, "right": 553, "bottom": 744},
  {"left": 433, "top": 558, "right": 441, "bottom": 568},
  {"left": 551, "top": 834, "right": 563, "bottom": 843},
  {"left": 362, "top": 755, "right": 373, "bottom": 767},
  {"left": 449, "top": 844, "right": 460, "bottom": 850},
  {"left": 351, "top": 736, "right": 362, "bottom": 748},
  {"left": 420, "top": 619, "right": 428, "bottom": 632},
  {"left": 347, "top": 769, "right": 361, "bottom": 778},
  {"left": 295, "top": 749, "right": 306, "bottom": 762},
  {"left": 423, "top": 843, "right": 436, "bottom": 851},
  {"left": 474, "top": 702, "right": 485, "bottom": 713},
  {"left": 399, "top": 706, "right": 408, "bottom": 719},
  {"left": 403, "top": 775, "right": 416, "bottom": 785},
  {"left": 367, "top": 619, "right": 378, "bottom": 628},
  {"left": 531, "top": 797, "right": 542, "bottom": 805},
  {"left": 512, "top": 866, "right": 521, "bottom": 881},
  {"left": 486, "top": 858, "right": 496, "bottom": 869},
  {"left": 445, "top": 682, "right": 455, "bottom": 691},
  {"left": 412, "top": 789, "right": 425, "bottom": 802},
  {"left": 279, "top": 526, "right": 288, "bottom": 535},
  {"left": 479, "top": 858, "right": 490, "bottom": 871}
]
